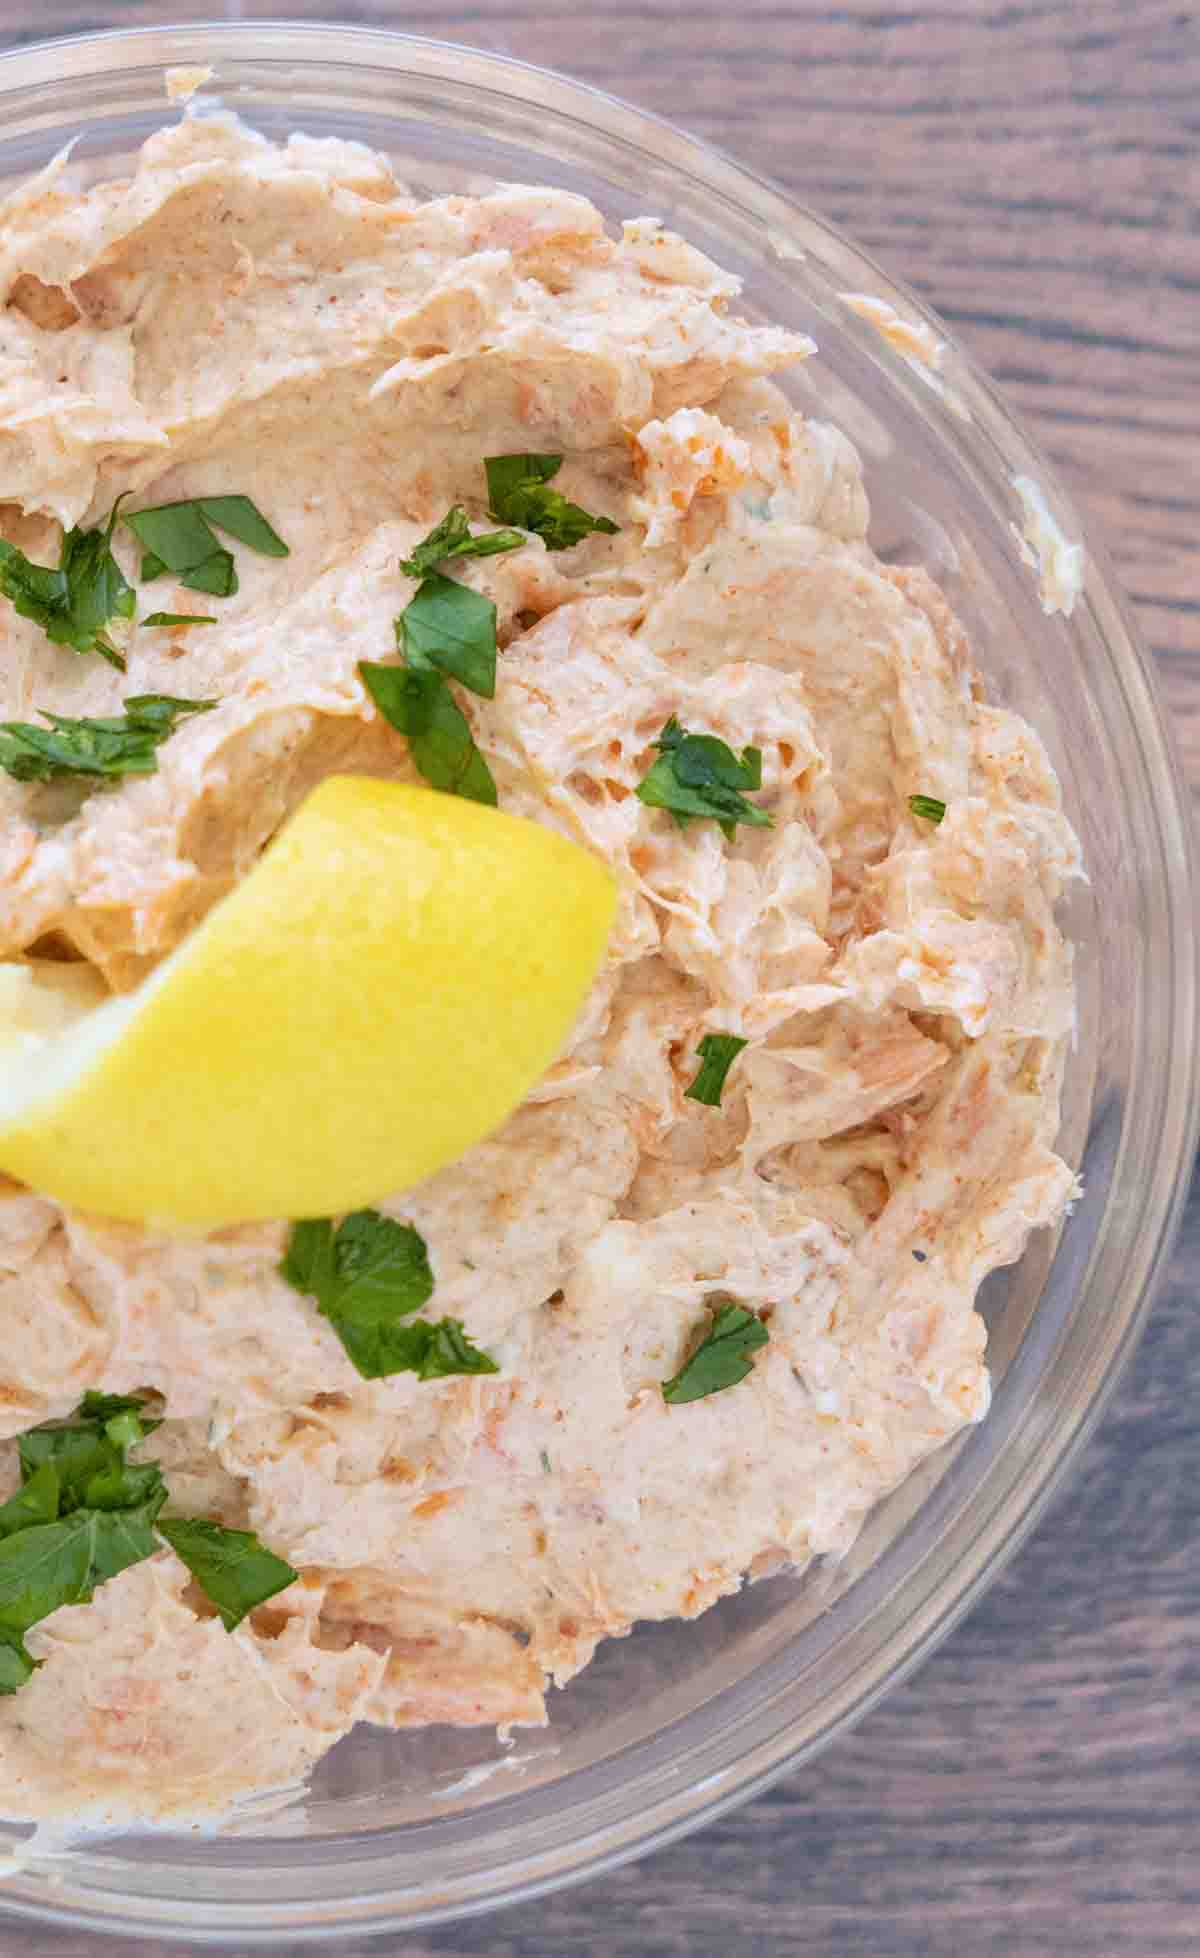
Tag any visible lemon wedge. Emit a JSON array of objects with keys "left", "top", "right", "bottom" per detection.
[{"left": 0, "top": 778, "right": 616, "bottom": 1226}]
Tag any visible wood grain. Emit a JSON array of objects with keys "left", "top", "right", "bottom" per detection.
[{"left": 1, "top": 3, "right": 1197, "bottom": 1954}]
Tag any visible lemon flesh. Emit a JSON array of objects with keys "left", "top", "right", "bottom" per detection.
[{"left": 0, "top": 778, "right": 616, "bottom": 1226}]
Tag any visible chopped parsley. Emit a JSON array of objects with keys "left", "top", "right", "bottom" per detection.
[
  {"left": 0, "top": 695, "right": 215, "bottom": 784},
  {"left": 0, "top": 503, "right": 135, "bottom": 668},
  {"left": 661, "top": 1297, "right": 770, "bottom": 1405},
  {"left": 908, "top": 793, "right": 946, "bottom": 825},
  {"left": 416, "top": 1318, "right": 502, "bottom": 1381},
  {"left": 0, "top": 1464, "right": 61, "bottom": 1540},
  {"left": 141, "top": 612, "right": 217, "bottom": 628},
  {"left": 15, "top": 1393, "right": 164, "bottom": 1522},
  {"left": 399, "top": 506, "right": 524, "bottom": 580},
  {"left": 124, "top": 494, "right": 287, "bottom": 598},
  {"left": 280, "top": 1211, "right": 498, "bottom": 1382},
  {"left": 0, "top": 1393, "right": 298, "bottom": 1689},
  {"left": 364, "top": 455, "right": 613, "bottom": 801},
  {"left": 359, "top": 661, "right": 497, "bottom": 805},
  {"left": 485, "top": 453, "right": 618, "bottom": 549},
  {"left": 685, "top": 1033, "right": 749, "bottom": 1107},
  {"left": 75, "top": 1390, "right": 163, "bottom": 1427},
  {"left": 156, "top": 1519, "right": 297, "bottom": 1632},
  {"left": 0, "top": 1394, "right": 165, "bottom": 1687},
  {"left": 0, "top": 1633, "right": 33, "bottom": 1693},
  {"left": 19, "top": 1398, "right": 162, "bottom": 1518},
  {"left": 400, "top": 574, "right": 498, "bottom": 699},
  {"left": 636, "top": 717, "right": 772, "bottom": 838},
  {"left": 0, "top": 1504, "right": 164, "bottom": 1667},
  {"left": 360, "top": 567, "right": 500, "bottom": 806}
]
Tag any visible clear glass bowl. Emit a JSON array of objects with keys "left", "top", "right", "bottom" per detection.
[{"left": 0, "top": 23, "right": 1194, "bottom": 1945}]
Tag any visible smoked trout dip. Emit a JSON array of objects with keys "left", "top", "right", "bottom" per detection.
[{"left": 0, "top": 116, "right": 1080, "bottom": 1823}]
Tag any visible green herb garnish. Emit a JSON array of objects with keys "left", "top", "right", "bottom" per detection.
[
  {"left": 0, "top": 1464, "right": 61, "bottom": 1540},
  {"left": 685, "top": 1033, "right": 749, "bottom": 1107},
  {"left": 18, "top": 1396, "right": 163, "bottom": 1518},
  {"left": 400, "top": 574, "right": 498, "bottom": 699},
  {"left": 661, "top": 1297, "right": 770, "bottom": 1405},
  {"left": 415, "top": 1318, "right": 502, "bottom": 1380},
  {"left": 156, "top": 1518, "right": 297, "bottom": 1632},
  {"left": 124, "top": 495, "right": 287, "bottom": 598},
  {"left": 485, "top": 454, "right": 619, "bottom": 549},
  {"left": 359, "top": 661, "right": 497, "bottom": 805},
  {"left": 280, "top": 1211, "right": 499, "bottom": 1382},
  {"left": 0, "top": 1393, "right": 298, "bottom": 1687},
  {"left": 399, "top": 506, "right": 524, "bottom": 581},
  {"left": 0, "top": 503, "right": 135, "bottom": 669},
  {"left": 0, "top": 695, "right": 215, "bottom": 785},
  {"left": 0, "top": 1502, "right": 164, "bottom": 1637},
  {"left": 0, "top": 1631, "right": 35, "bottom": 1692},
  {"left": 636, "top": 717, "right": 772, "bottom": 839},
  {"left": 908, "top": 794, "right": 946, "bottom": 825},
  {"left": 362, "top": 478, "right": 530, "bottom": 803},
  {"left": 141, "top": 612, "right": 217, "bottom": 628},
  {"left": 0, "top": 1393, "right": 167, "bottom": 1688},
  {"left": 359, "top": 572, "right": 499, "bottom": 806},
  {"left": 76, "top": 1391, "right": 162, "bottom": 1427}
]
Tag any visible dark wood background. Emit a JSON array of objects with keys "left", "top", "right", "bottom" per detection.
[{"left": 3, "top": 3, "right": 1198, "bottom": 1954}]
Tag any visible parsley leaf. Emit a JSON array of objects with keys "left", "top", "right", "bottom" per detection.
[
  {"left": 485, "top": 453, "right": 619, "bottom": 549},
  {"left": 361, "top": 1314, "right": 500, "bottom": 1380},
  {"left": 485, "top": 453, "right": 560, "bottom": 500},
  {"left": 19, "top": 1397, "right": 166, "bottom": 1521},
  {"left": 280, "top": 1212, "right": 498, "bottom": 1381},
  {"left": 0, "top": 1385, "right": 168, "bottom": 1675},
  {"left": 17, "top": 1424, "right": 107, "bottom": 1506},
  {"left": 0, "top": 1631, "right": 35, "bottom": 1692},
  {"left": 142, "top": 612, "right": 217, "bottom": 628},
  {"left": 281, "top": 1211, "right": 432, "bottom": 1378},
  {"left": 0, "top": 503, "right": 135, "bottom": 669},
  {"left": 364, "top": 509, "right": 506, "bottom": 805},
  {"left": 0, "top": 1502, "right": 163, "bottom": 1638},
  {"left": 400, "top": 574, "right": 498, "bottom": 699},
  {"left": 636, "top": 717, "right": 772, "bottom": 839},
  {"left": 415, "top": 1318, "right": 500, "bottom": 1380},
  {"left": 399, "top": 506, "right": 525, "bottom": 581},
  {"left": 73, "top": 1392, "right": 162, "bottom": 1458},
  {"left": 0, "top": 1393, "right": 298, "bottom": 1688},
  {"left": 174, "top": 550, "right": 238, "bottom": 597},
  {"left": 685, "top": 1033, "right": 749, "bottom": 1107},
  {"left": 75, "top": 1392, "right": 158, "bottom": 1425},
  {"left": 122, "top": 695, "right": 216, "bottom": 738},
  {"left": 661, "top": 1296, "right": 770, "bottom": 1405},
  {"left": 909, "top": 793, "right": 946, "bottom": 825},
  {"left": 157, "top": 1518, "right": 297, "bottom": 1632},
  {"left": 185, "top": 496, "right": 288, "bottom": 557},
  {"left": 0, "top": 695, "right": 215, "bottom": 785},
  {"left": 359, "top": 660, "right": 497, "bottom": 806},
  {"left": 127, "top": 502, "right": 224, "bottom": 575},
  {"left": 57, "top": 513, "right": 137, "bottom": 666},
  {"left": 0, "top": 1464, "right": 60, "bottom": 1540},
  {"left": 124, "top": 495, "right": 287, "bottom": 598}
]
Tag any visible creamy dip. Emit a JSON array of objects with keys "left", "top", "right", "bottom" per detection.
[{"left": 0, "top": 116, "right": 1080, "bottom": 1823}]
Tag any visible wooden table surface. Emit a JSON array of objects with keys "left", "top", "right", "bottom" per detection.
[{"left": 2, "top": 3, "right": 1197, "bottom": 1954}]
